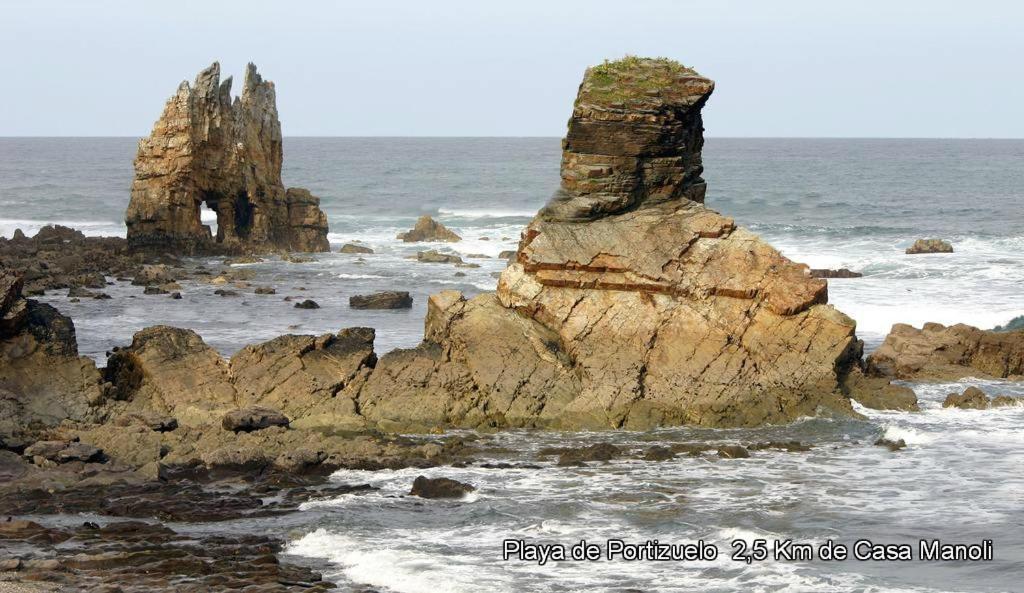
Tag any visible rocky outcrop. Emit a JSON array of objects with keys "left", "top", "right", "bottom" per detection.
[
  {"left": 339, "top": 243, "right": 374, "bottom": 254},
  {"left": 1, "top": 271, "right": 104, "bottom": 438},
  {"left": 867, "top": 322, "right": 1024, "bottom": 380},
  {"left": 397, "top": 216, "right": 461, "bottom": 242},
  {"left": 906, "top": 239, "right": 953, "bottom": 254},
  {"left": 943, "top": 387, "right": 989, "bottom": 410},
  {"left": 353, "top": 57, "right": 910, "bottom": 431},
  {"left": 125, "top": 62, "right": 329, "bottom": 254}
]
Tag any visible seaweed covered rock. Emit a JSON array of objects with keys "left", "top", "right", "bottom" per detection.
[{"left": 125, "top": 62, "right": 329, "bottom": 254}]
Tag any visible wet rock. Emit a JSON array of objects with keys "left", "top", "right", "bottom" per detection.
[
  {"left": 339, "top": 243, "right": 374, "bottom": 254},
  {"left": 409, "top": 475, "right": 475, "bottom": 498},
  {"left": 943, "top": 386, "right": 989, "bottom": 409},
  {"left": 416, "top": 250, "right": 463, "bottom": 264},
  {"left": 67, "top": 286, "right": 98, "bottom": 298},
  {"left": 223, "top": 255, "right": 264, "bottom": 265},
  {"left": 350, "top": 291, "right": 413, "bottom": 310},
  {"left": 867, "top": 322, "right": 1024, "bottom": 380},
  {"left": 990, "top": 395, "right": 1021, "bottom": 407},
  {"left": 132, "top": 264, "right": 175, "bottom": 286},
  {"left": 643, "top": 446, "right": 675, "bottom": 461},
  {"left": 455, "top": 262, "right": 480, "bottom": 269},
  {"left": 222, "top": 407, "right": 290, "bottom": 432},
  {"left": 874, "top": 437, "right": 907, "bottom": 451},
  {"left": 906, "top": 239, "right": 953, "bottom": 254},
  {"left": 747, "top": 441, "right": 813, "bottom": 453},
  {"left": 169, "top": 291, "right": 182, "bottom": 299},
  {"left": 294, "top": 299, "right": 320, "bottom": 309},
  {"left": 397, "top": 216, "right": 461, "bottom": 243},
  {"left": 717, "top": 445, "right": 750, "bottom": 459},
  {"left": 539, "top": 443, "right": 621, "bottom": 466},
  {"left": 498, "top": 250, "right": 516, "bottom": 260},
  {"left": 254, "top": 286, "right": 277, "bottom": 295},
  {"left": 125, "top": 62, "right": 329, "bottom": 254},
  {"left": 214, "top": 288, "right": 239, "bottom": 297},
  {"left": 810, "top": 268, "right": 863, "bottom": 279},
  {"left": 143, "top": 285, "right": 168, "bottom": 295}
]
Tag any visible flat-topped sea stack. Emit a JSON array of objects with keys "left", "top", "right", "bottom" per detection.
[
  {"left": 356, "top": 57, "right": 905, "bottom": 431},
  {"left": 125, "top": 62, "right": 329, "bottom": 254}
]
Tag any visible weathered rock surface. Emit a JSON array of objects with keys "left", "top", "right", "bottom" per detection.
[
  {"left": 1, "top": 272, "right": 104, "bottom": 438},
  {"left": 397, "top": 216, "right": 461, "bottom": 242},
  {"left": 409, "top": 475, "right": 475, "bottom": 498},
  {"left": 867, "top": 322, "right": 1024, "bottom": 380},
  {"left": 943, "top": 386, "right": 989, "bottom": 409},
  {"left": 125, "top": 62, "right": 329, "bottom": 254},
  {"left": 811, "top": 268, "right": 863, "bottom": 279},
  {"left": 221, "top": 407, "right": 290, "bottom": 432},
  {"left": 339, "top": 243, "right": 374, "bottom": 254},
  {"left": 294, "top": 299, "right": 320, "bottom": 309},
  {"left": 906, "top": 239, "right": 953, "bottom": 254},
  {"left": 417, "top": 250, "right": 463, "bottom": 264},
  {"left": 350, "top": 291, "right": 413, "bottom": 309},
  {"left": 356, "top": 57, "right": 899, "bottom": 431}
]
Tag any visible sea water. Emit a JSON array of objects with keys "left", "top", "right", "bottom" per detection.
[{"left": 1, "top": 137, "right": 1022, "bottom": 592}]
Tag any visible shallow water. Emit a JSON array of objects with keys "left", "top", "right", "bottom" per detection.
[{"left": 281, "top": 380, "right": 1024, "bottom": 593}]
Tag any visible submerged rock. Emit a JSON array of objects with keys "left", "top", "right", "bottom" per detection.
[
  {"left": 409, "top": 475, "right": 475, "bottom": 498},
  {"left": 397, "top": 216, "right": 461, "bottom": 242},
  {"left": 125, "top": 62, "right": 329, "bottom": 254},
  {"left": 350, "top": 291, "right": 413, "bottom": 310},
  {"left": 867, "top": 322, "right": 1024, "bottom": 380},
  {"left": 906, "top": 239, "right": 953, "bottom": 254},
  {"left": 874, "top": 437, "right": 907, "bottom": 451},
  {"left": 294, "top": 299, "right": 320, "bottom": 309},
  {"left": 717, "top": 445, "right": 750, "bottom": 459}
]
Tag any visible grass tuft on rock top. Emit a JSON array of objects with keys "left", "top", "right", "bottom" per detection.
[{"left": 580, "top": 55, "right": 700, "bottom": 105}]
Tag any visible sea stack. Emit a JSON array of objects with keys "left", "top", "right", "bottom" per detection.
[
  {"left": 125, "top": 62, "right": 329, "bottom": 254},
  {"left": 357, "top": 57, "right": 904, "bottom": 431}
]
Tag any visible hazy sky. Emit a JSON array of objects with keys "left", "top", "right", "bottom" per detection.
[{"left": 2, "top": 0, "right": 1022, "bottom": 137}]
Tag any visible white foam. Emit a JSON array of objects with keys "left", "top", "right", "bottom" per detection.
[{"left": 438, "top": 207, "right": 536, "bottom": 219}]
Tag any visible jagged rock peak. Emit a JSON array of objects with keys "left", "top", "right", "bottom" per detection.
[
  {"left": 125, "top": 62, "right": 328, "bottom": 255},
  {"left": 543, "top": 56, "right": 715, "bottom": 222}
]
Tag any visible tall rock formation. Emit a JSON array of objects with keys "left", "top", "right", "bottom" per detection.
[
  {"left": 356, "top": 57, "right": 903, "bottom": 431},
  {"left": 125, "top": 63, "right": 329, "bottom": 254}
]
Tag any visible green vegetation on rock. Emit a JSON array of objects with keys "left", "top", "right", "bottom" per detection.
[{"left": 580, "top": 55, "right": 702, "bottom": 105}]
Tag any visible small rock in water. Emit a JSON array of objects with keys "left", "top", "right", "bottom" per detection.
[
  {"left": 397, "top": 216, "right": 461, "bottom": 243},
  {"left": 339, "top": 243, "right": 374, "bottom": 254},
  {"left": 991, "top": 395, "right": 1022, "bottom": 407},
  {"left": 294, "top": 299, "right": 320, "bottom": 309},
  {"left": 254, "top": 286, "right": 276, "bottom": 295},
  {"left": 214, "top": 289, "right": 239, "bottom": 297},
  {"left": 350, "top": 291, "right": 413, "bottom": 310},
  {"left": 143, "top": 286, "right": 169, "bottom": 295},
  {"left": 170, "top": 292, "right": 182, "bottom": 299},
  {"left": 409, "top": 475, "right": 475, "bottom": 499},
  {"left": 874, "top": 437, "right": 907, "bottom": 451},
  {"left": 716, "top": 445, "right": 750, "bottom": 459},
  {"left": 540, "top": 443, "right": 621, "bottom": 466},
  {"left": 643, "top": 446, "right": 675, "bottom": 461},
  {"left": 943, "top": 386, "right": 989, "bottom": 409},
  {"left": 906, "top": 238, "right": 953, "bottom": 254},
  {"left": 810, "top": 268, "right": 863, "bottom": 278},
  {"left": 417, "top": 250, "right": 463, "bottom": 264}
]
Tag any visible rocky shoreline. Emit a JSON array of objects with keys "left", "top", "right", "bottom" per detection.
[{"left": 2, "top": 57, "right": 1023, "bottom": 590}]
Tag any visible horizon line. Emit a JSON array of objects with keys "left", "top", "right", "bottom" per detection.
[{"left": 2, "top": 135, "right": 1024, "bottom": 141}]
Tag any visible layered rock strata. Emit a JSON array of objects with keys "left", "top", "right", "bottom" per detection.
[
  {"left": 125, "top": 62, "right": 329, "bottom": 254},
  {"left": 355, "top": 57, "right": 908, "bottom": 430}
]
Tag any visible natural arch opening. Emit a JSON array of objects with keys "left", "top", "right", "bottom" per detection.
[{"left": 198, "top": 201, "right": 218, "bottom": 240}]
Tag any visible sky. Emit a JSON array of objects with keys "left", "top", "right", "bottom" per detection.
[{"left": 1, "top": 0, "right": 1022, "bottom": 137}]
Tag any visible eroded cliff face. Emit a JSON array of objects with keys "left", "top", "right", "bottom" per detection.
[
  {"left": 125, "top": 63, "right": 329, "bottom": 254},
  {"left": 356, "top": 57, "right": 905, "bottom": 430}
]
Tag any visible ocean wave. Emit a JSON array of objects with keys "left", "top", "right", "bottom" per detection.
[{"left": 438, "top": 207, "right": 536, "bottom": 219}]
